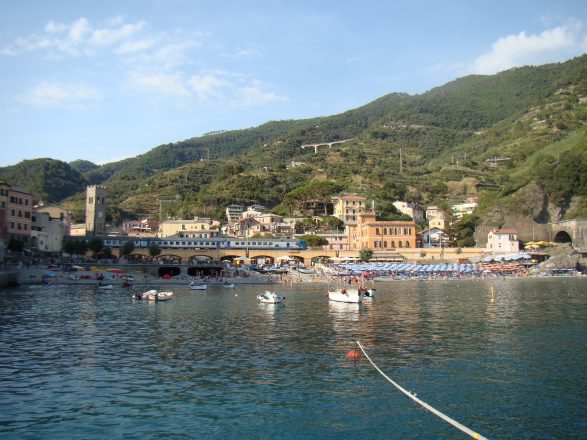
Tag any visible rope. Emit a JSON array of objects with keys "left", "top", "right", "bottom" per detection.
[{"left": 355, "top": 341, "right": 488, "bottom": 440}]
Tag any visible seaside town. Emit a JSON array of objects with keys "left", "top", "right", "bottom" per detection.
[{"left": 1, "top": 180, "right": 585, "bottom": 288}]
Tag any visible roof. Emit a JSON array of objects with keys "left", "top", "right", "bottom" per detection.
[{"left": 491, "top": 229, "right": 518, "bottom": 234}]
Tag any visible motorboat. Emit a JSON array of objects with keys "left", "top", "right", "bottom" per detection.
[
  {"left": 189, "top": 282, "right": 207, "bottom": 290},
  {"left": 155, "top": 291, "right": 174, "bottom": 301},
  {"left": 97, "top": 284, "right": 114, "bottom": 290},
  {"left": 132, "top": 289, "right": 158, "bottom": 300},
  {"left": 257, "top": 291, "right": 285, "bottom": 304},
  {"left": 223, "top": 282, "right": 235, "bottom": 288},
  {"left": 328, "top": 288, "right": 363, "bottom": 303}
]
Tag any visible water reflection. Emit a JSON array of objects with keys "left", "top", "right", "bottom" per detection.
[{"left": 0, "top": 279, "right": 586, "bottom": 439}]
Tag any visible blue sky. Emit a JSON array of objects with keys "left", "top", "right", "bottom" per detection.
[{"left": 1, "top": 0, "right": 586, "bottom": 167}]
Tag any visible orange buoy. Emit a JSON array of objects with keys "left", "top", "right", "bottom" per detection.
[{"left": 347, "top": 349, "right": 361, "bottom": 360}]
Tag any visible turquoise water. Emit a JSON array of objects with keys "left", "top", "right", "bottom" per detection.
[{"left": 1, "top": 278, "right": 586, "bottom": 439}]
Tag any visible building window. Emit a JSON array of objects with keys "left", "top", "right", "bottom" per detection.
[
  {"left": 375, "top": 228, "right": 380, "bottom": 236},
  {"left": 405, "top": 241, "right": 410, "bottom": 248},
  {"left": 391, "top": 240, "right": 395, "bottom": 248},
  {"left": 398, "top": 241, "right": 403, "bottom": 248}
]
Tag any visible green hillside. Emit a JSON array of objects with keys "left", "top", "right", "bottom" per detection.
[
  {"left": 0, "top": 158, "right": 87, "bottom": 203},
  {"left": 2, "top": 55, "right": 587, "bottom": 228}
]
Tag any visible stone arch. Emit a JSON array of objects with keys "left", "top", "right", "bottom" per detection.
[
  {"left": 554, "top": 230, "right": 573, "bottom": 244},
  {"left": 156, "top": 254, "right": 182, "bottom": 264},
  {"left": 311, "top": 255, "right": 331, "bottom": 264},
  {"left": 158, "top": 266, "right": 181, "bottom": 277},
  {"left": 188, "top": 255, "right": 213, "bottom": 264},
  {"left": 249, "top": 254, "right": 274, "bottom": 265}
]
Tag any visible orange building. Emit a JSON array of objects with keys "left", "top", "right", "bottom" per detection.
[{"left": 349, "top": 210, "right": 417, "bottom": 250}]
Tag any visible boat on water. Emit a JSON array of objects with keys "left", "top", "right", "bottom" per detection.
[
  {"left": 257, "top": 291, "right": 285, "bottom": 304},
  {"left": 223, "top": 282, "right": 235, "bottom": 288},
  {"left": 97, "top": 284, "right": 114, "bottom": 290},
  {"left": 155, "top": 291, "right": 174, "bottom": 301},
  {"left": 132, "top": 289, "right": 158, "bottom": 300},
  {"left": 189, "top": 282, "right": 207, "bottom": 290},
  {"left": 328, "top": 288, "right": 363, "bottom": 303}
]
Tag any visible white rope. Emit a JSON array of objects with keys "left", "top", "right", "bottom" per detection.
[{"left": 355, "top": 341, "right": 488, "bottom": 440}]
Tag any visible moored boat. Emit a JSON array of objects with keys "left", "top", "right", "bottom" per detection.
[
  {"left": 155, "top": 291, "right": 174, "bottom": 301},
  {"left": 257, "top": 291, "right": 285, "bottom": 304},
  {"left": 189, "top": 282, "right": 207, "bottom": 290},
  {"left": 97, "top": 284, "right": 114, "bottom": 290},
  {"left": 328, "top": 288, "right": 363, "bottom": 303},
  {"left": 132, "top": 289, "right": 158, "bottom": 300}
]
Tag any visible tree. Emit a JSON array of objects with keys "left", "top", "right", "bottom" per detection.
[
  {"left": 102, "top": 246, "right": 112, "bottom": 259},
  {"left": 149, "top": 243, "right": 161, "bottom": 259},
  {"left": 359, "top": 248, "right": 373, "bottom": 262},
  {"left": 120, "top": 241, "right": 135, "bottom": 258},
  {"left": 299, "top": 234, "right": 329, "bottom": 247},
  {"left": 87, "top": 237, "right": 104, "bottom": 258}
]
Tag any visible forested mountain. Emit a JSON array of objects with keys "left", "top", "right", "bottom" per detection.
[
  {"left": 0, "top": 158, "right": 87, "bottom": 202},
  {"left": 2, "top": 55, "right": 586, "bottom": 228}
]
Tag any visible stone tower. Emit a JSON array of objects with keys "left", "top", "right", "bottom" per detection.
[{"left": 85, "top": 185, "right": 107, "bottom": 236}]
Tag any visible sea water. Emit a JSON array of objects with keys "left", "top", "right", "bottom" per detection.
[{"left": 0, "top": 278, "right": 586, "bottom": 439}]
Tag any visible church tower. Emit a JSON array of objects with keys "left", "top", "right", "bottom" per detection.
[{"left": 85, "top": 185, "right": 107, "bottom": 236}]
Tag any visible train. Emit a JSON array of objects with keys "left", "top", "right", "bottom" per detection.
[{"left": 101, "top": 236, "right": 308, "bottom": 251}]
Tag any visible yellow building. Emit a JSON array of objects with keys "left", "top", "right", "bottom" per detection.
[
  {"left": 332, "top": 194, "right": 366, "bottom": 225},
  {"left": 349, "top": 211, "right": 417, "bottom": 250},
  {"left": 158, "top": 218, "right": 221, "bottom": 238}
]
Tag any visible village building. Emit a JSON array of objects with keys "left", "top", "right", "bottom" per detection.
[
  {"left": 158, "top": 217, "right": 221, "bottom": 238},
  {"left": 332, "top": 194, "right": 366, "bottom": 225},
  {"left": 225, "top": 204, "right": 244, "bottom": 223},
  {"left": 30, "top": 211, "right": 65, "bottom": 253},
  {"left": 122, "top": 218, "right": 158, "bottom": 236},
  {"left": 34, "top": 202, "right": 72, "bottom": 236},
  {"left": 452, "top": 201, "right": 478, "bottom": 219},
  {"left": 486, "top": 228, "right": 519, "bottom": 253},
  {"left": 418, "top": 227, "right": 446, "bottom": 248},
  {"left": 5, "top": 184, "right": 34, "bottom": 246},
  {"left": 426, "top": 205, "right": 447, "bottom": 229},
  {"left": 348, "top": 211, "right": 417, "bottom": 250},
  {"left": 393, "top": 201, "right": 424, "bottom": 222},
  {"left": 85, "top": 185, "right": 107, "bottom": 237}
]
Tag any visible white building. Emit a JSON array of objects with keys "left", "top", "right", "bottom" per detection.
[
  {"left": 225, "top": 204, "right": 244, "bottom": 223},
  {"left": 393, "top": 201, "right": 424, "bottom": 222},
  {"left": 452, "top": 201, "right": 477, "bottom": 219},
  {"left": 419, "top": 227, "right": 446, "bottom": 248},
  {"left": 31, "top": 211, "right": 65, "bottom": 253},
  {"left": 426, "top": 205, "right": 447, "bottom": 229},
  {"left": 486, "top": 229, "right": 519, "bottom": 253}
]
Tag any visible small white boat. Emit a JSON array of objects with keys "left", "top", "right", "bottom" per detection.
[
  {"left": 155, "top": 291, "right": 174, "bottom": 301},
  {"left": 97, "top": 284, "right": 114, "bottom": 290},
  {"left": 132, "top": 289, "right": 158, "bottom": 300},
  {"left": 257, "top": 291, "right": 285, "bottom": 304},
  {"left": 189, "top": 282, "right": 207, "bottom": 290},
  {"left": 223, "top": 282, "right": 235, "bottom": 288},
  {"left": 328, "top": 288, "right": 363, "bottom": 303}
]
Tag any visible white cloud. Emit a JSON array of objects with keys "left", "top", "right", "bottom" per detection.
[
  {"left": 238, "top": 86, "right": 287, "bottom": 106},
  {"left": 130, "top": 73, "right": 189, "bottom": 97},
  {"left": 115, "top": 39, "right": 154, "bottom": 54},
  {"left": 1, "top": 16, "right": 146, "bottom": 57},
  {"left": 90, "top": 21, "right": 146, "bottom": 46},
  {"left": 471, "top": 21, "right": 587, "bottom": 74},
  {"left": 189, "top": 73, "right": 229, "bottom": 100},
  {"left": 189, "top": 71, "right": 286, "bottom": 106},
  {"left": 19, "top": 81, "right": 101, "bottom": 108}
]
